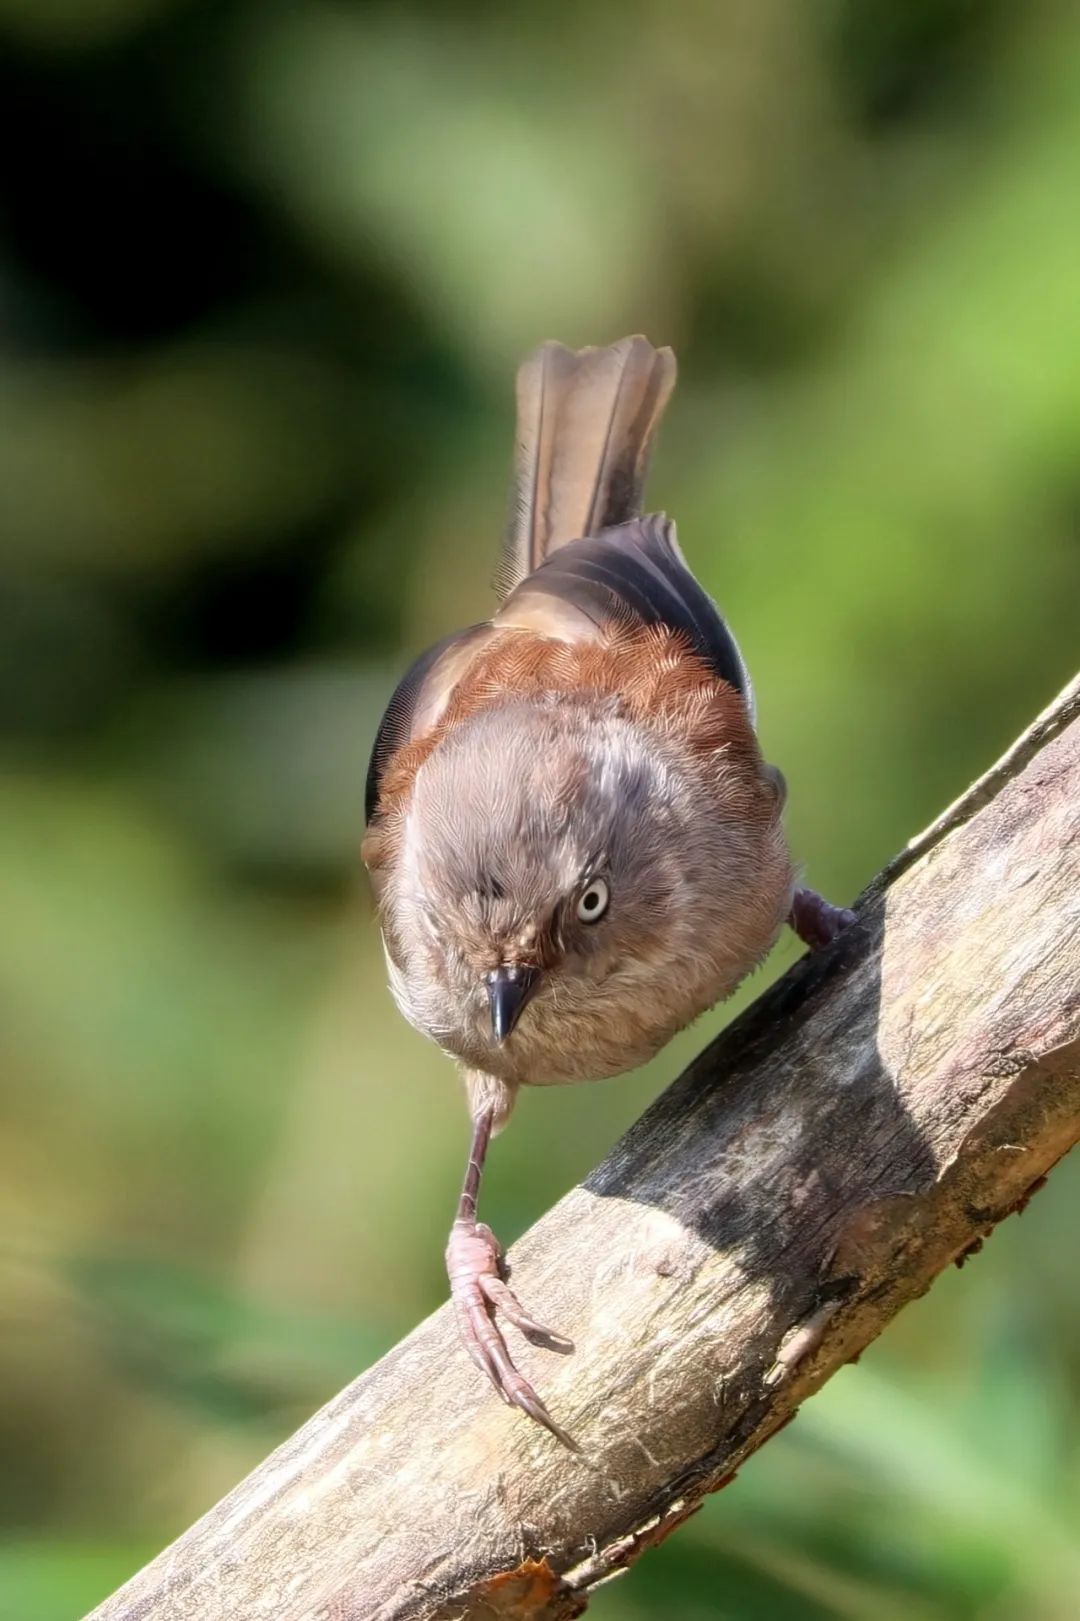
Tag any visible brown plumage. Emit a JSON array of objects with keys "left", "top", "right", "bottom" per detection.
[
  {"left": 364, "top": 623, "right": 767, "bottom": 871},
  {"left": 363, "top": 336, "right": 853, "bottom": 1448},
  {"left": 503, "top": 337, "right": 677, "bottom": 589}
]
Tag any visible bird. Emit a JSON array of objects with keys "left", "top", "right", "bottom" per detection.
[{"left": 362, "top": 336, "right": 854, "bottom": 1447}]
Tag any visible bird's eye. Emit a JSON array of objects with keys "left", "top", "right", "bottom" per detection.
[{"left": 576, "top": 877, "right": 610, "bottom": 924}]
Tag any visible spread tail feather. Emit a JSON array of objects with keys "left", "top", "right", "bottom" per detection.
[{"left": 499, "top": 335, "right": 677, "bottom": 598}]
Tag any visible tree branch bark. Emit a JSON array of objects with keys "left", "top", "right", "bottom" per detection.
[{"left": 89, "top": 674, "right": 1080, "bottom": 1621}]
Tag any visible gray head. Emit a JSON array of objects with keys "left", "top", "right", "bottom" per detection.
[{"left": 380, "top": 698, "right": 791, "bottom": 1086}]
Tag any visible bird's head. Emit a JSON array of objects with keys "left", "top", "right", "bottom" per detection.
[{"left": 379, "top": 700, "right": 785, "bottom": 1080}]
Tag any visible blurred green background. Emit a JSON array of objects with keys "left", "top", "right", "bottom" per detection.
[{"left": 1, "top": 1, "right": 1078, "bottom": 1616}]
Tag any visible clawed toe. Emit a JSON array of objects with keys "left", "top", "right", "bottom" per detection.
[
  {"left": 479, "top": 1274, "right": 574, "bottom": 1353},
  {"left": 790, "top": 888, "right": 857, "bottom": 951},
  {"left": 507, "top": 1381, "right": 580, "bottom": 1451},
  {"left": 447, "top": 1218, "right": 577, "bottom": 1448}
]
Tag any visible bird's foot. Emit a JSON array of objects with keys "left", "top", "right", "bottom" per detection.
[
  {"left": 446, "top": 1218, "right": 577, "bottom": 1449},
  {"left": 790, "top": 887, "right": 857, "bottom": 951}
]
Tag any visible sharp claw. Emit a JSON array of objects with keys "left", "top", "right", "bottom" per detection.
[
  {"left": 479, "top": 1275, "right": 575, "bottom": 1353},
  {"left": 524, "top": 1325, "right": 576, "bottom": 1356},
  {"left": 484, "top": 1325, "right": 579, "bottom": 1447},
  {"left": 509, "top": 1385, "right": 581, "bottom": 1453},
  {"left": 447, "top": 1220, "right": 578, "bottom": 1448}
]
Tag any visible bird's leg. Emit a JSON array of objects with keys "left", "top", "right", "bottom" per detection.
[
  {"left": 445, "top": 1103, "right": 577, "bottom": 1449},
  {"left": 789, "top": 886, "right": 857, "bottom": 950}
]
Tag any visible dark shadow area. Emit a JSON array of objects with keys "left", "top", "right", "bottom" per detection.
[{"left": 583, "top": 901, "right": 936, "bottom": 1451}]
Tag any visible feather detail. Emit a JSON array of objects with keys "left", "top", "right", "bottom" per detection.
[
  {"left": 500, "top": 336, "right": 677, "bottom": 596},
  {"left": 364, "top": 623, "right": 496, "bottom": 823},
  {"left": 365, "top": 622, "right": 767, "bottom": 871},
  {"left": 496, "top": 515, "right": 755, "bottom": 719}
]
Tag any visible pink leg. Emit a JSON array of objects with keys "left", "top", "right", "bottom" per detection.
[
  {"left": 789, "top": 887, "right": 856, "bottom": 951},
  {"left": 445, "top": 1107, "right": 578, "bottom": 1449}
]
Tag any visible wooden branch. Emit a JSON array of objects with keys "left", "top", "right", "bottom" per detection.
[{"left": 89, "top": 675, "right": 1080, "bottom": 1621}]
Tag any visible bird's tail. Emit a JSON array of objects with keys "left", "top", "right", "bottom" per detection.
[{"left": 499, "top": 335, "right": 677, "bottom": 598}]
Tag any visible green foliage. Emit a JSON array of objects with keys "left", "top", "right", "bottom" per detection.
[
  {"left": 0, "top": 1543, "right": 157, "bottom": 1621},
  {"left": 0, "top": 1, "right": 1077, "bottom": 1616}
]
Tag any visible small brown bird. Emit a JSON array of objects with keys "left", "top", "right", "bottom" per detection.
[{"left": 363, "top": 337, "right": 852, "bottom": 1445}]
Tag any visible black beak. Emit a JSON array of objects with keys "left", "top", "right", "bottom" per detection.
[{"left": 486, "top": 964, "right": 539, "bottom": 1043}]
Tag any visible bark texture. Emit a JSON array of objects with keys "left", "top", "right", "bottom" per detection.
[{"left": 88, "top": 675, "right": 1080, "bottom": 1621}]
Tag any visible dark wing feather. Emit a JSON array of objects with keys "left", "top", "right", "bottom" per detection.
[
  {"left": 496, "top": 514, "right": 754, "bottom": 714},
  {"left": 365, "top": 623, "right": 492, "bottom": 822}
]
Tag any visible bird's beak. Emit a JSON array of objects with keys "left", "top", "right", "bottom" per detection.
[{"left": 486, "top": 964, "right": 539, "bottom": 1043}]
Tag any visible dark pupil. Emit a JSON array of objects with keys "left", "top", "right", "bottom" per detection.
[{"left": 583, "top": 890, "right": 599, "bottom": 910}]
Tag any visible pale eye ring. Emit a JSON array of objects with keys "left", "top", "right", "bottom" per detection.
[{"left": 576, "top": 877, "right": 610, "bottom": 924}]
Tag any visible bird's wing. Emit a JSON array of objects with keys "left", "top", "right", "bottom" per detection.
[
  {"left": 494, "top": 513, "right": 755, "bottom": 719},
  {"left": 364, "top": 623, "right": 496, "bottom": 822}
]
